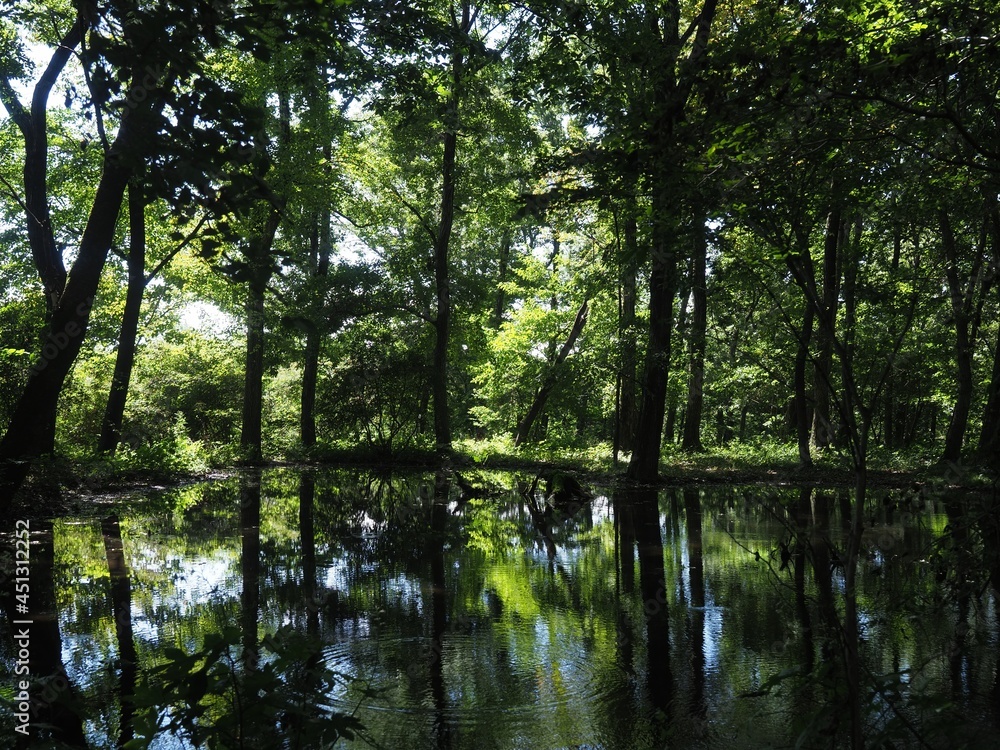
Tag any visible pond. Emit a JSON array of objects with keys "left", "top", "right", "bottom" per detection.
[{"left": 2, "top": 468, "right": 998, "bottom": 749}]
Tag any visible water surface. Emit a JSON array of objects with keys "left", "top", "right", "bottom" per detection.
[{"left": 2, "top": 468, "right": 997, "bottom": 749}]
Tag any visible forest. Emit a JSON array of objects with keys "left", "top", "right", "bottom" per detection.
[
  {"left": 1, "top": 0, "right": 999, "bottom": 491},
  {"left": 2, "top": 1, "right": 1000, "bottom": 749}
]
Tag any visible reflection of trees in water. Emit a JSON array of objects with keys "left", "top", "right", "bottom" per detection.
[
  {"left": 241, "top": 468, "right": 262, "bottom": 670},
  {"left": 16, "top": 473, "right": 1000, "bottom": 747},
  {"left": 102, "top": 513, "right": 139, "bottom": 748},
  {"left": 684, "top": 488, "right": 707, "bottom": 724},
  {"left": 631, "top": 488, "right": 673, "bottom": 737},
  {"left": 24, "top": 520, "right": 89, "bottom": 747},
  {"left": 428, "top": 470, "right": 451, "bottom": 749},
  {"left": 299, "top": 472, "right": 320, "bottom": 635}
]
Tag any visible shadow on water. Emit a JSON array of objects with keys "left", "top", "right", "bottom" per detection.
[
  {"left": 1, "top": 468, "right": 999, "bottom": 749},
  {"left": 101, "top": 513, "right": 138, "bottom": 749}
]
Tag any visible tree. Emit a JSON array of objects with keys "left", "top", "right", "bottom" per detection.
[
  {"left": 344, "top": 0, "right": 535, "bottom": 452},
  {"left": 522, "top": 0, "right": 722, "bottom": 479},
  {"left": 0, "top": 0, "right": 279, "bottom": 494},
  {"left": 681, "top": 216, "right": 708, "bottom": 452}
]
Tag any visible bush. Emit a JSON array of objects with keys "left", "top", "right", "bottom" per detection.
[
  {"left": 125, "top": 332, "right": 244, "bottom": 447},
  {"left": 113, "top": 413, "right": 210, "bottom": 475}
]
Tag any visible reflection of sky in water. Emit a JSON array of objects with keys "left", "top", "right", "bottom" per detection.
[
  {"left": 152, "top": 550, "right": 238, "bottom": 608},
  {"left": 20, "top": 481, "right": 999, "bottom": 750},
  {"left": 62, "top": 547, "right": 240, "bottom": 680}
]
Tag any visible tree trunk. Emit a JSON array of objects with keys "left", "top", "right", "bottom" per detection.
[
  {"left": 812, "top": 206, "right": 842, "bottom": 449},
  {"left": 430, "top": 2, "right": 470, "bottom": 453},
  {"left": 618, "top": 208, "right": 639, "bottom": 454},
  {"left": 625, "top": 0, "right": 718, "bottom": 479},
  {"left": 98, "top": 183, "right": 146, "bottom": 454},
  {"left": 883, "top": 220, "right": 902, "bottom": 448},
  {"left": 300, "top": 330, "right": 321, "bottom": 449},
  {"left": 301, "top": 208, "right": 331, "bottom": 449},
  {"left": 682, "top": 219, "right": 707, "bottom": 452},
  {"left": 0, "top": 18, "right": 85, "bottom": 314},
  {"left": 242, "top": 276, "right": 268, "bottom": 465},
  {"left": 786, "top": 233, "right": 819, "bottom": 467},
  {"left": 0, "top": 151, "right": 131, "bottom": 495},
  {"left": 977, "top": 320, "right": 1000, "bottom": 463},
  {"left": 940, "top": 211, "right": 974, "bottom": 465},
  {"left": 627, "top": 202, "right": 678, "bottom": 482},
  {"left": 976, "top": 208, "right": 1000, "bottom": 463},
  {"left": 672, "top": 261, "right": 692, "bottom": 443},
  {"left": 241, "top": 87, "right": 289, "bottom": 465},
  {"left": 514, "top": 299, "right": 589, "bottom": 446},
  {"left": 842, "top": 216, "right": 861, "bottom": 371},
  {"left": 240, "top": 205, "right": 283, "bottom": 464}
]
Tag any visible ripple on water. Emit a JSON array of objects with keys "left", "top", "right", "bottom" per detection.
[{"left": 321, "top": 627, "right": 629, "bottom": 744}]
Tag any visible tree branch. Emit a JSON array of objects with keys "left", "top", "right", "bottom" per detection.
[
  {"left": 0, "top": 76, "right": 29, "bottom": 133},
  {"left": 31, "top": 14, "right": 87, "bottom": 128},
  {"left": 145, "top": 215, "right": 209, "bottom": 284}
]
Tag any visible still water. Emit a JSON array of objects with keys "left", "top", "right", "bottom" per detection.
[{"left": 2, "top": 468, "right": 998, "bottom": 749}]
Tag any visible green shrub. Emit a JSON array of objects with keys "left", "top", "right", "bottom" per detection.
[{"left": 114, "top": 413, "right": 210, "bottom": 475}]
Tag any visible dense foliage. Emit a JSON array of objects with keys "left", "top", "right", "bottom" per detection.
[{"left": 2, "top": 0, "right": 999, "bottom": 480}]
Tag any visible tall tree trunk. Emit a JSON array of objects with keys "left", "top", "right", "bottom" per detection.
[
  {"left": 842, "top": 216, "right": 861, "bottom": 372},
  {"left": 624, "top": 0, "right": 717, "bottom": 480},
  {"left": 617, "top": 207, "right": 639, "bottom": 454},
  {"left": 0, "top": 18, "right": 84, "bottom": 314},
  {"left": 812, "top": 206, "right": 842, "bottom": 449},
  {"left": 976, "top": 208, "right": 1000, "bottom": 463},
  {"left": 242, "top": 274, "right": 269, "bottom": 465},
  {"left": 301, "top": 208, "right": 331, "bottom": 448},
  {"left": 627, "top": 203, "right": 678, "bottom": 482},
  {"left": 940, "top": 211, "right": 975, "bottom": 465},
  {"left": 514, "top": 299, "right": 589, "bottom": 446},
  {"left": 98, "top": 183, "right": 146, "bottom": 454},
  {"left": 794, "top": 294, "right": 815, "bottom": 467},
  {"left": 431, "top": 2, "right": 470, "bottom": 453},
  {"left": 240, "top": 208, "right": 283, "bottom": 465},
  {"left": 977, "top": 320, "right": 1000, "bottom": 463},
  {"left": 883, "top": 220, "right": 902, "bottom": 448},
  {"left": 671, "top": 261, "right": 692, "bottom": 444},
  {"left": 241, "top": 88, "right": 289, "bottom": 465},
  {"left": 682, "top": 219, "right": 707, "bottom": 452}
]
